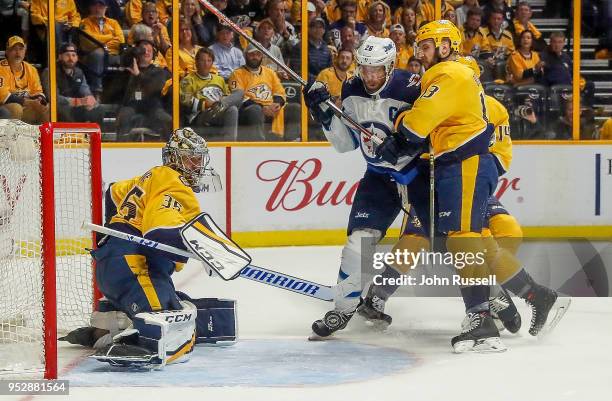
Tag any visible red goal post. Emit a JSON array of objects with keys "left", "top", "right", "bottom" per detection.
[{"left": 0, "top": 121, "right": 103, "bottom": 379}]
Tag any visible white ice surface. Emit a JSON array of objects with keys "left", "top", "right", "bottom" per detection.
[{"left": 8, "top": 246, "right": 612, "bottom": 401}]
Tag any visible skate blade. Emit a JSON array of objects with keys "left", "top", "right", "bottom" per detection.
[
  {"left": 307, "top": 332, "right": 337, "bottom": 341},
  {"left": 453, "top": 337, "right": 507, "bottom": 354},
  {"left": 537, "top": 298, "right": 571, "bottom": 338}
]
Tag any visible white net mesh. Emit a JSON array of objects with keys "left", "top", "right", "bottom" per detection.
[{"left": 0, "top": 121, "right": 96, "bottom": 377}]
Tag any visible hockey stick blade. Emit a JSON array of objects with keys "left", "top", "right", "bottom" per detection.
[
  {"left": 240, "top": 264, "right": 334, "bottom": 301},
  {"left": 181, "top": 212, "right": 251, "bottom": 281},
  {"left": 83, "top": 222, "right": 335, "bottom": 301}
]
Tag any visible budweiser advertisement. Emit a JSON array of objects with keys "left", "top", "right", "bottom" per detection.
[{"left": 101, "top": 145, "right": 612, "bottom": 239}]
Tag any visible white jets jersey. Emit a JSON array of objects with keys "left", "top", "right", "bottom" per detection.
[{"left": 323, "top": 70, "right": 421, "bottom": 178}]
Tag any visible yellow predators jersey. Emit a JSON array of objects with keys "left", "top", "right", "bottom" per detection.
[
  {"left": 107, "top": 166, "right": 201, "bottom": 246},
  {"left": 0, "top": 60, "right": 44, "bottom": 103},
  {"left": 461, "top": 27, "right": 491, "bottom": 55},
  {"left": 30, "top": 0, "right": 81, "bottom": 27},
  {"left": 180, "top": 72, "right": 229, "bottom": 114},
  {"left": 485, "top": 95, "right": 512, "bottom": 175},
  {"left": 395, "top": 44, "right": 415, "bottom": 70},
  {"left": 397, "top": 60, "right": 490, "bottom": 162},
  {"left": 315, "top": 67, "right": 355, "bottom": 100},
  {"left": 228, "top": 66, "right": 287, "bottom": 136},
  {"left": 482, "top": 27, "right": 515, "bottom": 57}
]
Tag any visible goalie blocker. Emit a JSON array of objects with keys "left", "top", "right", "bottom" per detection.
[{"left": 181, "top": 212, "right": 251, "bottom": 280}]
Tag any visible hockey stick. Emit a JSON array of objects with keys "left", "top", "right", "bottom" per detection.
[
  {"left": 83, "top": 222, "right": 335, "bottom": 301},
  {"left": 196, "top": 0, "right": 381, "bottom": 144},
  {"left": 428, "top": 146, "right": 435, "bottom": 251}
]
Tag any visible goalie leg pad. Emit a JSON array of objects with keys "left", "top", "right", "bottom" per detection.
[
  {"left": 93, "top": 301, "right": 197, "bottom": 369},
  {"left": 176, "top": 292, "right": 238, "bottom": 345}
]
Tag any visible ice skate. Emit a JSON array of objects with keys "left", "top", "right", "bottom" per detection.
[{"left": 452, "top": 311, "right": 507, "bottom": 353}]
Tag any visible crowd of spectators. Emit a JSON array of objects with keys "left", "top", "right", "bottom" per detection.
[{"left": 0, "top": 0, "right": 610, "bottom": 140}]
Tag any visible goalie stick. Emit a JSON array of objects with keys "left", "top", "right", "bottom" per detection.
[
  {"left": 196, "top": 0, "right": 381, "bottom": 145},
  {"left": 83, "top": 222, "right": 335, "bottom": 302}
]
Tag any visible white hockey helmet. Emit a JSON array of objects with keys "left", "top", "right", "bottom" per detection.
[{"left": 355, "top": 36, "right": 396, "bottom": 96}]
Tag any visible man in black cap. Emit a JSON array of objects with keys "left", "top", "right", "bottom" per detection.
[{"left": 42, "top": 43, "right": 104, "bottom": 124}]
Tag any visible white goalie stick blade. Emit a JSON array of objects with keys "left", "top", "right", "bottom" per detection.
[
  {"left": 537, "top": 298, "right": 571, "bottom": 338},
  {"left": 181, "top": 213, "right": 252, "bottom": 280},
  {"left": 240, "top": 264, "right": 335, "bottom": 301}
]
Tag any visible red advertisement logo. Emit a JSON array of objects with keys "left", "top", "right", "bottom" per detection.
[
  {"left": 495, "top": 177, "right": 521, "bottom": 200},
  {"left": 256, "top": 159, "right": 359, "bottom": 211}
]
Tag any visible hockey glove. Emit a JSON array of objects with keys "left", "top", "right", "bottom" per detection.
[
  {"left": 375, "top": 132, "right": 421, "bottom": 165},
  {"left": 303, "top": 81, "right": 334, "bottom": 127}
]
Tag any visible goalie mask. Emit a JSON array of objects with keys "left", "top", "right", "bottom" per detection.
[
  {"left": 355, "top": 36, "right": 396, "bottom": 96},
  {"left": 162, "top": 128, "right": 222, "bottom": 193}
]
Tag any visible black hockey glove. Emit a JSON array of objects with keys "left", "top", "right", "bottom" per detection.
[
  {"left": 375, "top": 131, "right": 422, "bottom": 165},
  {"left": 303, "top": 81, "right": 334, "bottom": 126}
]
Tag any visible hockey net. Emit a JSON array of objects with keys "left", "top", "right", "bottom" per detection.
[{"left": 0, "top": 120, "right": 102, "bottom": 379}]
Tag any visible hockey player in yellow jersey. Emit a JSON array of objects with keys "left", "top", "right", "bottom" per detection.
[
  {"left": 363, "top": 55, "right": 568, "bottom": 341},
  {"left": 60, "top": 128, "right": 235, "bottom": 369},
  {"left": 374, "top": 20, "right": 505, "bottom": 353}
]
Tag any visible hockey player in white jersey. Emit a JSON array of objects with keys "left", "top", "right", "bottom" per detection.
[{"left": 303, "top": 36, "right": 422, "bottom": 338}]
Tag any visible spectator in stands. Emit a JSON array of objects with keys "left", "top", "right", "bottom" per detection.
[
  {"left": 180, "top": 47, "right": 242, "bottom": 141},
  {"left": 443, "top": 8, "right": 458, "bottom": 28},
  {"left": 80, "top": 0, "right": 125, "bottom": 99},
  {"left": 127, "top": 1, "right": 170, "bottom": 55},
  {"left": 126, "top": 0, "right": 170, "bottom": 26},
  {"left": 398, "top": 6, "right": 418, "bottom": 45},
  {"left": 0, "top": 1, "right": 30, "bottom": 41},
  {"left": 390, "top": 24, "right": 413, "bottom": 70},
  {"left": 339, "top": 25, "right": 359, "bottom": 52},
  {"left": 539, "top": 31, "right": 572, "bottom": 87},
  {"left": 507, "top": 30, "right": 543, "bottom": 86},
  {"left": 266, "top": 0, "right": 299, "bottom": 55},
  {"left": 117, "top": 39, "right": 172, "bottom": 141},
  {"left": 130, "top": 24, "right": 168, "bottom": 69},
  {"left": 513, "top": 2, "right": 543, "bottom": 44},
  {"left": 329, "top": 1, "right": 367, "bottom": 51},
  {"left": 392, "top": 1, "right": 426, "bottom": 27},
  {"left": 482, "top": 0, "right": 513, "bottom": 31},
  {"left": 456, "top": 0, "right": 478, "bottom": 28},
  {"left": 254, "top": 18, "right": 289, "bottom": 80},
  {"left": 484, "top": 8, "right": 515, "bottom": 59},
  {"left": 315, "top": 48, "right": 355, "bottom": 108},
  {"left": 365, "top": 1, "right": 390, "bottom": 38},
  {"left": 179, "top": 0, "right": 208, "bottom": 45},
  {"left": 0, "top": 36, "right": 48, "bottom": 123},
  {"left": 406, "top": 56, "right": 422, "bottom": 75},
  {"left": 165, "top": 19, "right": 203, "bottom": 78},
  {"left": 209, "top": 24, "right": 245, "bottom": 80},
  {"left": 41, "top": 43, "right": 104, "bottom": 124},
  {"left": 600, "top": 118, "right": 612, "bottom": 140},
  {"left": 483, "top": 7, "right": 514, "bottom": 81},
  {"left": 228, "top": 44, "right": 290, "bottom": 141},
  {"left": 461, "top": 7, "right": 491, "bottom": 57},
  {"left": 549, "top": 98, "right": 596, "bottom": 140},
  {"left": 306, "top": 2, "right": 320, "bottom": 24},
  {"left": 308, "top": 17, "right": 332, "bottom": 82},
  {"left": 30, "top": 0, "right": 81, "bottom": 46}
]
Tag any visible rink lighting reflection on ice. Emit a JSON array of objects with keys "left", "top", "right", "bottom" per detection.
[{"left": 64, "top": 339, "right": 416, "bottom": 387}]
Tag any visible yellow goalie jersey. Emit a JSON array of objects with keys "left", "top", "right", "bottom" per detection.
[
  {"left": 396, "top": 60, "right": 490, "bottom": 162},
  {"left": 485, "top": 95, "right": 512, "bottom": 175},
  {"left": 105, "top": 166, "right": 201, "bottom": 260}
]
